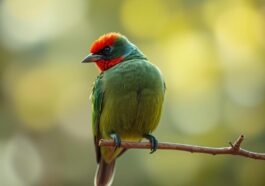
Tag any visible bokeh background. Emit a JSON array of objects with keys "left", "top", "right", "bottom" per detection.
[{"left": 0, "top": 0, "right": 265, "bottom": 185}]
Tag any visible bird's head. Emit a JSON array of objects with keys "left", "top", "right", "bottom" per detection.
[{"left": 82, "top": 32, "right": 139, "bottom": 71}]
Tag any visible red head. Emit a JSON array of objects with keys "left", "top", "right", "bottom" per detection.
[{"left": 82, "top": 32, "right": 136, "bottom": 71}]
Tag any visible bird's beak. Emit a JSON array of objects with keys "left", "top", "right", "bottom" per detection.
[{"left": 81, "top": 54, "right": 102, "bottom": 63}]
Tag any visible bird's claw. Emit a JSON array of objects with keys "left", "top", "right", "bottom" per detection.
[
  {"left": 110, "top": 133, "right": 121, "bottom": 150},
  {"left": 144, "top": 134, "right": 158, "bottom": 154}
]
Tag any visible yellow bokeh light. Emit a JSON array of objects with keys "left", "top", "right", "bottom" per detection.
[
  {"left": 120, "top": 0, "right": 170, "bottom": 39},
  {"left": 0, "top": 0, "right": 87, "bottom": 49},
  {"left": 57, "top": 84, "right": 92, "bottom": 140},
  {"left": 3, "top": 60, "right": 90, "bottom": 132},
  {"left": 163, "top": 32, "right": 219, "bottom": 95},
  {"left": 161, "top": 32, "right": 220, "bottom": 134},
  {"left": 11, "top": 65, "right": 62, "bottom": 131},
  {"left": 215, "top": 3, "right": 265, "bottom": 54},
  {"left": 214, "top": 3, "right": 265, "bottom": 107}
]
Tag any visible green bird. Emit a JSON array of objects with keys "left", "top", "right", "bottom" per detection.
[{"left": 82, "top": 33, "right": 165, "bottom": 186}]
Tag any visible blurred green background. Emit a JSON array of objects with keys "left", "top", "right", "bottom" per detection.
[{"left": 0, "top": 0, "right": 265, "bottom": 185}]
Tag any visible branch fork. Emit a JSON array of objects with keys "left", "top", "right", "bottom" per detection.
[{"left": 229, "top": 134, "right": 244, "bottom": 152}]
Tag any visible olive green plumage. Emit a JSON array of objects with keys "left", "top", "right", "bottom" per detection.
[{"left": 92, "top": 58, "right": 165, "bottom": 161}]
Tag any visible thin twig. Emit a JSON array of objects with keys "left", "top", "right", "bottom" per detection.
[{"left": 98, "top": 135, "right": 265, "bottom": 160}]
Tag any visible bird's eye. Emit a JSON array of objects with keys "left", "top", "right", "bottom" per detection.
[{"left": 102, "top": 46, "right": 112, "bottom": 55}]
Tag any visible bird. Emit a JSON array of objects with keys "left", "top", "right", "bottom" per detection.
[{"left": 82, "top": 32, "right": 165, "bottom": 186}]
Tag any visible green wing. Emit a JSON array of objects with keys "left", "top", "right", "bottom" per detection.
[{"left": 91, "top": 73, "right": 104, "bottom": 163}]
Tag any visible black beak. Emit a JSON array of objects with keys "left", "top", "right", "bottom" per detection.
[{"left": 81, "top": 54, "right": 102, "bottom": 63}]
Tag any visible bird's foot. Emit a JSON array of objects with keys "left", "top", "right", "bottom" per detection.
[
  {"left": 144, "top": 134, "right": 158, "bottom": 154},
  {"left": 110, "top": 133, "right": 121, "bottom": 150}
]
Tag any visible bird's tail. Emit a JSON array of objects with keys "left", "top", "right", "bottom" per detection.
[{"left": 94, "top": 158, "right": 116, "bottom": 186}]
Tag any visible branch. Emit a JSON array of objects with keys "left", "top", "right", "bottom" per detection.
[{"left": 99, "top": 135, "right": 265, "bottom": 160}]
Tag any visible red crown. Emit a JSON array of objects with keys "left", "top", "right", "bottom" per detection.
[{"left": 90, "top": 33, "right": 120, "bottom": 54}]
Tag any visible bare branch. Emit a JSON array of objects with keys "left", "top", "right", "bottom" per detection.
[{"left": 98, "top": 135, "right": 265, "bottom": 160}]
